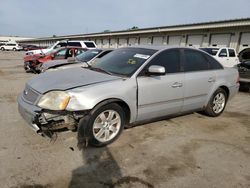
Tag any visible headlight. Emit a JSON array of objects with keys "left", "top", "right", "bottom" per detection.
[{"left": 37, "top": 91, "right": 70, "bottom": 110}]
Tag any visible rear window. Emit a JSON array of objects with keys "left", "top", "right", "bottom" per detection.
[
  {"left": 84, "top": 42, "right": 96, "bottom": 48},
  {"left": 228, "top": 49, "right": 236, "bottom": 57}
]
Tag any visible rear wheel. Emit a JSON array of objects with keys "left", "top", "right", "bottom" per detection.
[
  {"left": 203, "top": 88, "right": 228, "bottom": 117},
  {"left": 78, "top": 103, "right": 125, "bottom": 147},
  {"left": 13, "top": 48, "right": 16, "bottom": 51},
  {"left": 1, "top": 47, "right": 4, "bottom": 51}
]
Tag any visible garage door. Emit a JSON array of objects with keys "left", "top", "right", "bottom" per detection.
[
  {"left": 118, "top": 38, "right": 127, "bottom": 47},
  {"left": 210, "top": 34, "right": 231, "bottom": 47},
  {"left": 153, "top": 36, "right": 164, "bottom": 45},
  {"left": 239, "top": 33, "right": 250, "bottom": 52},
  {"left": 187, "top": 35, "right": 203, "bottom": 48},
  {"left": 168, "top": 36, "right": 182, "bottom": 46},
  {"left": 139, "top": 37, "right": 151, "bottom": 45},
  {"left": 95, "top": 39, "right": 102, "bottom": 48},
  {"left": 110, "top": 38, "right": 118, "bottom": 48},
  {"left": 128, "top": 38, "right": 138, "bottom": 46},
  {"left": 102, "top": 39, "right": 109, "bottom": 48}
]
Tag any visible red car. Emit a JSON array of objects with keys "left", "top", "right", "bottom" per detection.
[{"left": 24, "top": 47, "right": 87, "bottom": 73}]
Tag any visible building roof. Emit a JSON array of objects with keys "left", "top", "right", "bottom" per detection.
[{"left": 18, "top": 18, "right": 250, "bottom": 42}]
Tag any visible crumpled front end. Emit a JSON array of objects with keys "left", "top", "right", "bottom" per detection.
[{"left": 17, "top": 85, "right": 80, "bottom": 137}]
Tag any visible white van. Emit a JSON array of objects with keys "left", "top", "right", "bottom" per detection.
[
  {"left": 0, "top": 42, "right": 23, "bottom": 51},
  {"left": 26, "top": 40, "right": 97, "bottom": 55},
  {"left": 200, "top": 47, "right": 239, "bottom": 67}
]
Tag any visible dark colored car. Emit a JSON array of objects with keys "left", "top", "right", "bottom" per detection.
[
  {"left": 24, "top": 47, "right": 87, "bottom": 73},
  {"left": 21, "top": 44, "right": 44, "bottom": 51},
  {"left": 237, "top": 60, "right": 250, "bottom": 91},
  {"left": 238, "top": 48, "right": 250, "bottom": 91}
]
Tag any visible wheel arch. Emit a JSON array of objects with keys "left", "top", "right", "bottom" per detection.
[
  {"left": 204, "top": 84, "right": 230, "bottom": 108},
  {"left": 219, "top": 85, "right": 230, "bottom": 99},
  {"left": 91, "top": 98, "right": 131, "bottom": 126}
]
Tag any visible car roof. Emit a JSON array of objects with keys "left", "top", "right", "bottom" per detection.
[{"left": 126, "top": 45, "right": 202, "bottom": 51}]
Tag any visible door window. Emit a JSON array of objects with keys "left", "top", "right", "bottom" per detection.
[
  {"left": 219, "top": 49, "right": 227, "bottom": 57},
  {"left": 143, "top": 49, "right": 181, "bottom": 74},
  {"left": 54, "top": 49, "right": 67, "bottom": 59},
  {"left": 228, "top": 49, "right": 236, "bottom": 57},
  {"left": 184, "top": 49, "right": 210, "bottom": 72}
]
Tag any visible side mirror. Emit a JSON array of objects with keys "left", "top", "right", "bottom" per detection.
[
  {"left": 147, "top": 65, "right": 166, "bottom": 75},
  {"left": 219, "top": 52, "right": 227, "bottom": 57}
]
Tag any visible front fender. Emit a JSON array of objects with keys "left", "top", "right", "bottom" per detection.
[{"left": 66, "top": 78, "right": 137, "bottom": 123}]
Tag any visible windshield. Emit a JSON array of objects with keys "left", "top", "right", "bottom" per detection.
[
  {"left": 76, "top": 49, "right": 102, "bottom": 62},
  {"left": 44, "top": 48, "right": 57, "bottom": 55},
  {"left": 200, "top": 48, "right": 219, "bottom": 56},
  {"left": 92, "top": 48, "right": 157, "bottom": 77},
  {"left": 46, "top": 44, "right": 55, "bottom": 50}
]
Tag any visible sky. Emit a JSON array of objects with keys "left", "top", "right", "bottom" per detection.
[{"left": 0, "top": 0, "right": 250, "bottom": 37}]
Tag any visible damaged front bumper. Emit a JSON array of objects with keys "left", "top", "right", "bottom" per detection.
[{"left": 17, "top": 94, "right": 79, "bottom": 137}]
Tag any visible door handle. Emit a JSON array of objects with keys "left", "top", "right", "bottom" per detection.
[
  {"left": 208, "top": 78, "right": 216, "bottom": 83},
  {"left": 172, "top": 82, "right": 183, "bottom": 88}
]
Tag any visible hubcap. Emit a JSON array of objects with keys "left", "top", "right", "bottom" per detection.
[
  {"left": 93, "top": 110, "right": 121, "bottom": 142},
  {"left": 212, "top": 92, "right": 226, "bottom": 114}
]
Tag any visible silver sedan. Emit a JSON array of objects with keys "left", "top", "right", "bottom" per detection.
[{"left": 18, "top": 46, "right": 239, "bottom": 146}]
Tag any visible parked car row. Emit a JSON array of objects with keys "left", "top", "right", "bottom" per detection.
[
  {"left": 24, "top": 46, "right": 88, "bottom": 73},
  {"left": 18, "top": 46, "right": 240, "bottom": 147}
]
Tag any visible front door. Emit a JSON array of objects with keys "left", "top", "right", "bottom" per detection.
[{"left": 136, "top": 49, "right": 184, "bottom": 121}]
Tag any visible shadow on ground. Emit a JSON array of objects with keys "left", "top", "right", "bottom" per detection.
[{"left": 69, "top": 144, "right": 154, "bottom": 188}]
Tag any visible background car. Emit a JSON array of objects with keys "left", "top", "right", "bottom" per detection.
[
  {"left": 39, "top": 49, "right": 113, "bottom": 73},
  {"left": 21, "top": 44, "right": 44, "bottom": 51},
  {"left": 0, "top": 42, "right": 23, "bottom": 51},
  {"left": 25, "top": 40, "right": 96, "bottom": 55},
  {"left": 200, "top": 47, "right": 239, "bottom": 67},
  {"left": 237, "top": 60, "right": 250, "bottom": 91},
  {"left": 24, "top": 47, "right": 87, "bottom": 73}
]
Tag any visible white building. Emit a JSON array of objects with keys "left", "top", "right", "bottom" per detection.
[{"left": 17, "top": 18, "right": 250, "bottom": 53}]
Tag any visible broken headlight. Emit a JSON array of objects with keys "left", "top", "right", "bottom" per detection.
[{"left": 37, "top": 91, "right": 70, "bottom": 110}]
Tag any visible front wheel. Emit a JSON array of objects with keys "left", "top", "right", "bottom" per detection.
[
  {"left": 203, "top": 88, "right": 228, "bottom": 117},
  {"left": 78, "top": 103, "right": 125, "bottom": 147},
  {"left": 1, "top": 47, "right": 4, "bottom": 51},
  {"left": 13, "top": 48, "right": 16, "bottom": 51}
]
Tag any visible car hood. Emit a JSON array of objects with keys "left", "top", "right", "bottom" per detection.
[
  {"left": 27, "top": 67, "right": 121, "bottom": 94},
  {"left": 41, "top": 59, "right": 76, "bottom": 70},
  {"left": 24, "top": 54, "right": 42, "bottom": 62}
]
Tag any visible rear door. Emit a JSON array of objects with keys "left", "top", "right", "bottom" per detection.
[
  {"left": 182, "top": 49, "right": 217, "bottom": 112},
  {"left": 227, "top": 49, "right": 239, "bottom": 67},
  {"left": 136, "top": 49, "right": 184, "bottom": 121}
]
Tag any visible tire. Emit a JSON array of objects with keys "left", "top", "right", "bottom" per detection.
[
  {"left": 203, "top": 88, "right": 228, "bottom": 117},
  {"left": 13, "top": 48, "right": 16, "bottom": 51},
  {"left": 1, "top": 47, "right": 4, "bottom": 51},
  {"left": 78, "top": 103, "right": 125, "bottom": 147}
]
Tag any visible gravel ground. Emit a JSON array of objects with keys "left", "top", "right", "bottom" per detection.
[{"left": 0, "top": 51, "right": 249, "bottom": 188}]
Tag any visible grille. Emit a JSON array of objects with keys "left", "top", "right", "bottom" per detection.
[{"left": 23, "top": 85, "right": 40, "bottom": 104}]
